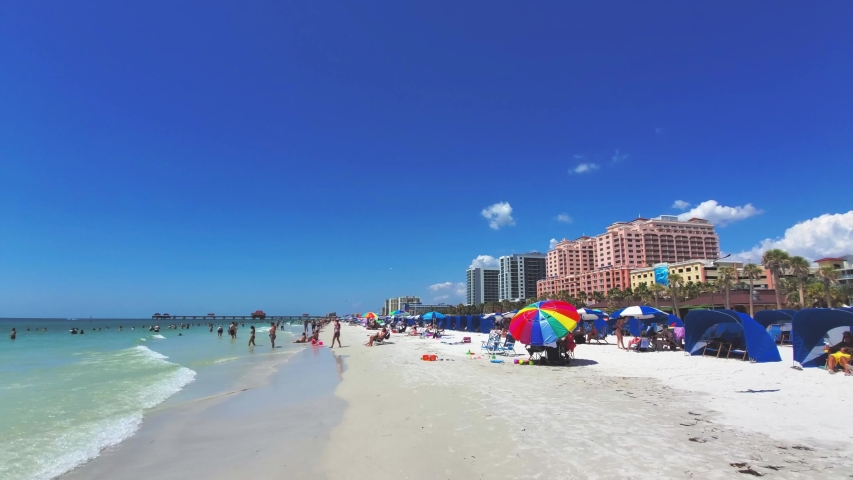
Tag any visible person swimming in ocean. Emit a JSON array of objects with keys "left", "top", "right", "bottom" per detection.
[
  {"left": 10, "top": 328, "right": 16, "bottom": 340},
  {"left": 268, "top": 322, "right": 276, "bottom": 349},
  {"left": 249, "top": 326, "right": 256, "bottom": 346},
  {"left": 217, "top": 325, "right": 223, "bottom": 337}
]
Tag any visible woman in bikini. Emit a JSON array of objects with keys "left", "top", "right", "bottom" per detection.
[
  {"left": 248, "top": 326, "right": 256, "bottom": 346},
  {"left": 614, "top": 319, "right": 627, "bottom": 350}
]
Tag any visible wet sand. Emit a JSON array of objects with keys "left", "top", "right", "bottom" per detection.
[{"left": 63, "top": 345, "right": 345, "bottom": 480}]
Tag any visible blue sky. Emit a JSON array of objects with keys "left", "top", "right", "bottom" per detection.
[{"left": 2, "top": 1, "right": 852, "bottom": 317}]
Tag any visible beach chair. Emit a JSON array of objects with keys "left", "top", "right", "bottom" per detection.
[
  {"left": 590, "top": 330, "right": 608, "bottom": 345},
  {"left": 631, "top": 338, "right": 651, "bottom": 352},
  {"left": 480, "top": 333, "right": 501, "bottom": 355},
  {"left": 497, "top": 338, "right": 517, "bottom": 356}
]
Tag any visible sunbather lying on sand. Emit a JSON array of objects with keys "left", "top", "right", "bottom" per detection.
[
  {"left": 365, "top": 327, "right": 388, "bottom": 347},
  {"left": 293, "top": 333, "right": 307, "bottom": 343}
]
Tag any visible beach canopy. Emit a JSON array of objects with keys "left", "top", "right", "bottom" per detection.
[
  {"left": 792, "top": 308, "right": 853, "bottom": 368},
  {"left": 389, "top": 310, "right": 406, "bottom": 315},
  {"left": 509, "top": 300, "right": 580, "bottom": 346},
  {"left": 667, "top": 314, "right": 684, "bottom": 328},
  {"left": 577, "top": 308, "right": 608, "bottom": 321},
  {"left": 754, "top": 309, "right": 796, "bottom": 329},
  {"left": 362, "top": 312, "right": 378, "bottom": 320},
  {"left": 422, "top": 311, "right": 445, "bottom": 320},
  {"left": 684, "top": 309, "right": 781, "bottom": 363},
  {"left": 612, "top": 305, "right": 668, "bottom": 320}
]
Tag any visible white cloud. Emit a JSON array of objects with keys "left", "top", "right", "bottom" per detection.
[
  {"left": 549, "top": 238, "right": 558, "bottom": 249},
  {"left": 429, "top": 281, "right": 453, "bottom": 291},
  {"left": 470, "top": 255, "right": 498, "bottom": 269},
  {"left": 571, "top": 163, "right": 599, "bottom": 174},
  {"left": 556, "top": 213, "right": 572, "bottom": 224},
  {"left": 676, "top": 200, "right": 762, "bottom": 226},
  {"left": 573, "top": 154, "right": 585, "bottom": 160},
  {"left": 612, "top": 149, "right": 628, "bottom": 162},
  {"left": 429, "top": 282, "right": 466, "bottom": 302},
  {"left": 672, "top": 200, "right": 691, "bottom": 210},
  {"left": 729, "top": 211, "right": 853, "bottom": 263},
  {"left": 481, "top": 202, "right": 515, "bottom": 230}
]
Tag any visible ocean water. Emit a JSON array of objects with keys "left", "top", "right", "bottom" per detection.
[{"left": 0, "top": 318, "right": 301, "bottom": 480}]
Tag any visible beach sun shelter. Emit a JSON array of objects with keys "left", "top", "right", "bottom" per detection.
[
  {"left": 684, "top": 309, "right": 781, "bottom": 363},
  {"left": 792, "top": 308, "right": 853, "bottom": 368},
  {"left": 753, "top": 309, "right": 796, "bottom": 329}
]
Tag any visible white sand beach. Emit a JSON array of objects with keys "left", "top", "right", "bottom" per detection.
[
  {"left": 64, "top": 324, "right": 853, "bottom": 480},
  {"left": 320, "top": 325, "right": 853, "bottom": 479}
]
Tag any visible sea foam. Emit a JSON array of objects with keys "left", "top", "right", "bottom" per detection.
[{"left": 0, "top": 346, "right": 196, "bottom": 480}]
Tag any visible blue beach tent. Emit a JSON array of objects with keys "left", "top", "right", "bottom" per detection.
[
  {"left": 667, "top": 314, "right": 684, "bottom": 328},
  {"left": 684, "top": 309, "right": 781, "bottom": 363},
  {"left": 480, "top": 317, "right": 495, "bottom": 333},
  {"left": 467, "top": 315, "right": 480, "bottom": 332},
  {"left": 754, "top": 310, "right": 796, "bottom": 329},
  {"left": 792, "top": 308, "right": 853, "bottom": 368},
  {"left": 593, "top": 318, "right": 609, "bottom": 336}
]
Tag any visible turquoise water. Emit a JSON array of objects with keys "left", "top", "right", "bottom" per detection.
[{"left": 0, "top": 318, "right": 301, "bottom": 480}]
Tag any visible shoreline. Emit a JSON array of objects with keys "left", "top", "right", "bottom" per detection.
[
  {"left": 63, "top": 338, "right": 344, "bottom": 480},
  {"left": 60, "top": 322, "right": 853, "bottom": 479}
]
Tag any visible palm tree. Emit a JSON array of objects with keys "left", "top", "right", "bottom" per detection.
[
  {"left": 806, "top": 281, "right": 824, "bottom": 307},
  {"left": 667, "top": 274, "right": 685, "bottom": 318},
  {"left": 577, "top": 291, "right": 588, "bottom": 306},
  {"left": 591, "top": 291, "right": 605, "bottom": 304},
  {"left": 634, "top": 283, "right": 652, "bottom": 305},
  {"left": 816, "top": 265, "right": 840, "bottom": 308},
  {"left": 742, "top": 263, "right": 764, "bottom": 317},
  {"left": 717, "top": 266, "right": 737, "bottom": 310},
  {"left": 762, "top": 249, "right": 791, "bottom": 310},
  {"left": 607, "top": 287, "right": 624, "bottom": 308},
  {"left": 788, "top": 256, "right": 811, "bottom": 309},
  {"left": 649, "top": 283, "right": 666, "bottom": 309}
]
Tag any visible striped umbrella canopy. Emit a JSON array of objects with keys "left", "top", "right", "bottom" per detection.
[
  {"left": 611, "top": 305, "right": 667, "bottom": 320},
  {"left": 577, "top": 308, "right": 608, "bottom": 321},
  {"left": 509, "top": 300, "right": 580, "bottom": 346},
  {"left": 389, "top": 310, "right": 406, "bottom": 315},
  {"left": 362, "top": 312, "right": 379, "bottom": 320}
]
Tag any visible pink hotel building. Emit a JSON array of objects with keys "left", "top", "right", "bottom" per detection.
[{"left": 537, "top": 215, "right": 720, "bottom": 298}]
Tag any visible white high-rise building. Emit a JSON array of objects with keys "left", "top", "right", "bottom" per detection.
[
  {"left": 466, "top": 267, "right": 500, "bottom": 305},
  {"left": 499, "top": 253, "right": 547, "bottom": 302}
]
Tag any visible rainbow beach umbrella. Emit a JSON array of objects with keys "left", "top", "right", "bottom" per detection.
[
  {"left": 509, "top": 300, "right": 580, "bottom": 346},
  {"left": 362, "top": 312, "right": 378, "bottom": 320}
]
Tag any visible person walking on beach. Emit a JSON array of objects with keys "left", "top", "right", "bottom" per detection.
[
  {"left": 249, "top": 326, "right": 256, "bottom": 346},
  {"left": 331, "top": 318, "right": 342, "bottom": 348},
  {"left": 304, "top": 319, "right": 309, "bottom": 334},
  {"left": 269, "top": 322, "right": 277, "bottom": 349}
]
